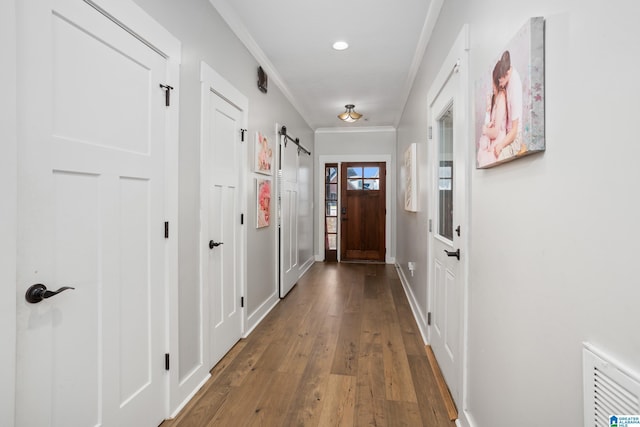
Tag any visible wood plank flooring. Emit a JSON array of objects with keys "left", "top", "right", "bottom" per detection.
[{"left": 161, "top": 262, "right": 455, "bottom": 427}]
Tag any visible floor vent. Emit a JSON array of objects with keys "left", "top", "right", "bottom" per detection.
[{"left": 583, "top": 343, "right": 640, "bottom": 426}]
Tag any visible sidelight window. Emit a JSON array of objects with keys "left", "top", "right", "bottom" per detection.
[{"left": 324, "top": 164, "right": 338, "bottom": 261}]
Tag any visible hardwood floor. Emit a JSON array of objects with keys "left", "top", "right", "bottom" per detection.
[{"left": 161, "top": 262, "right": 455, "bottom": 427}]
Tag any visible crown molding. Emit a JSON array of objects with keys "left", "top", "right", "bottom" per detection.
[
  {"left": 208, "top": 0, "right": 314, "bottom": 129},
  {"left": 394, "top": 0, "right": 445, "bottom": 127}
]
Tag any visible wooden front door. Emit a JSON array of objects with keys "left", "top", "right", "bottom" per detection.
[{"left": 340, "top": 162, "right": 386, "bottom": 262}]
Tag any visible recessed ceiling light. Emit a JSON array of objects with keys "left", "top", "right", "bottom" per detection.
[{"left": 332, "top": 41, "right": 349, "bottom": 51}]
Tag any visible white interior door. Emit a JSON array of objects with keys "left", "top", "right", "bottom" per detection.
[
  {"left": 15, "top": 0, "right": 172, "bottom": 425},
  {"left": 202, "top": 77, "right": 244, "bottom": 368},
  {"left": 428, "top": 49, "right": 468, "bottom": 407},
  {"left": 278, "top": 132, "right": 299, "bottom": 298}
]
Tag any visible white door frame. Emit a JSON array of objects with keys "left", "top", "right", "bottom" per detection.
[
  {"left": 426, "top": 24, "right": 471, "bottom": 424},
  {"left": 75, "top": 2, "right": 182, "bottom": 418},
  {"left": 85, "top": 1, "right": 183, "bottom": 418},
  {"left": 316, "top": 154, "right": 394, "bottom": 264},
  {"left": 1, "top": 3, "right": 17, "bottom": 426}
]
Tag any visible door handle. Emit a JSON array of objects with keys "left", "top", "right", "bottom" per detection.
[
  {"left": 209, "top": 240, "right": 224, "bottom": 249},
  {"left": 444, "top": 249, "right": 460, "bottom": 260},
  {"left": 25, "top": 284, "right": 75, "bottom": 304}
]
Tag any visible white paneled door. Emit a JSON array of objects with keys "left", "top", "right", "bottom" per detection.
[
  {"left": 16, "top": 0, "right": 175, "bottom": 425},
  {"left": 427, "top": 28, "right": 469, "bottom": 409},
  {"left": 201, "top": 65, "right": 245, "bottom": 368}
]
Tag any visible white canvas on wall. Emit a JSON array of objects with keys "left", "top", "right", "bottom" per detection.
[{"left": 404, "top": 143, "right": 418, "bottom": 211}]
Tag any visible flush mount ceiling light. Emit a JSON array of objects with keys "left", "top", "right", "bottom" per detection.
[
  {"left": 338, "top": 104, "right": 362, "bottom": 122},
  {"left": 332, "top": 41, "right": 349, "bottom": 51}
]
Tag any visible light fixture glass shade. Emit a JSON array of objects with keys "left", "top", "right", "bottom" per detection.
[
  {"left": 332, "top": 41, "right": 349, "bottom": 51},
  {"left": 338, "top": 104, "right": 362, "bottom": 122}
]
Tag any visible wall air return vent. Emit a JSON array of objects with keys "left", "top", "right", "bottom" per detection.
[{"left": 583, "top": 343, "right": 640, "bottom": 427}]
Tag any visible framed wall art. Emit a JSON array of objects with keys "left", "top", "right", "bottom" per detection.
[
  {"left": 256, "top": 177, "right": 271, "bottom": 228},
  {"left": 475, "top": 17, "right": 545, "bottom": 169},
  {"left": 404, "top": 143, "right": 418, "bottom": 212},
  {"left": 254, "top": 131, "right": 273, "bottom": 175}
]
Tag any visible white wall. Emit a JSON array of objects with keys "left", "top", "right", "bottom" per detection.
[
  {"left": 132, "top": 0, "right": 313, "bottom": 411},
  {"left": 396, "top": 0, "right": 640, "bottom": 426},
  {"left": 0, "top": 2, "right": 17, "bottom": 425},
  {"left": 315, "top": 128, "right": 397, "bottom": 261}
]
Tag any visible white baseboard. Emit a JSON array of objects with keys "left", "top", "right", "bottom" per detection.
[
  {"left": 458, "top": 409, "right": 477, "bottom": 427},
  {"left": 299, "top": 256, "right": 315, "bottom": 276},
  {"left": 169, "top": 372, "right": 211, "bottom": 419},
  {"left": 394, "top": 263, "right": 428, "bottom": 344},
  {"left": 244, "top": 293, "right": 280, "bottom": 338}
]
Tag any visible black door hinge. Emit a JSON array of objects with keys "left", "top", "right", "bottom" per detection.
[
  {"left": 241, "top": 213, "right": 244, "bottom": 225},
  {"left": 164, "top": 222, "right": 169, "bottom": 238},
  {"left": 240, "top": 128, "right": 247, "bottom": 142},
  {"left": 165, "top": 353, "right": 170, "bottom": 371},
  {"left": 241, "top": 297, "right": 244, "bottom": 308},
  {"left": 159, "top": 84, "right": 174, "bottom": 107},
  {"left": 427, "top": 312, "right": 432, "bottom": 325}
]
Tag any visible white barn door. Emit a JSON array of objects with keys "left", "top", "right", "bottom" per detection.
[
  {"left": 278, "top": 130, "right": 300, "bottom": 298},
  {"left": 15, "top": 0, "right": 178, "bottom": 425}
]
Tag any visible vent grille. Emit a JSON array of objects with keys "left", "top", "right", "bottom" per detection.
[{"left": 584, "top": 344, "right": 640, "bottom": 427}]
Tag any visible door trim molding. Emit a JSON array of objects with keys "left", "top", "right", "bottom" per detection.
[
  {"left": 426, "top": 24, "right": 471, "bottom": 424},
  {"left": 1, "top": 3, "right": 17, "bottom": 426},
  {"left": 316, "top": 154, "right": 394, "bottom": 264}
]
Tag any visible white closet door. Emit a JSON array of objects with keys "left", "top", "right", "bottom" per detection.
[{"left": 16, "top": 0, "right": 171, "bottom": 425}]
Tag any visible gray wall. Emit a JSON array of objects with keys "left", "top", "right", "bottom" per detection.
[
  {"left": 396, "top": 0, "right": 640, "bottom": 425},
  {"left": 132, "top": 0, "right": 314, "bottom": 390}
]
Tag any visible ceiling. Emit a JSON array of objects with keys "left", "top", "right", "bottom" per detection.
[{"left": 210, "top": 0, "right": 443, "bottom": 131}]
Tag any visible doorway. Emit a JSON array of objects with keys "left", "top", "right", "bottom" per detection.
[
  {"left": 340, "top": 162, "right": 386, "bottom": 262},
  {"left": 426, "top": 26, "right": 470, "bottom": 411},
  {"left": 200, "top": 63, "right": 246, "bottom": 369}
]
